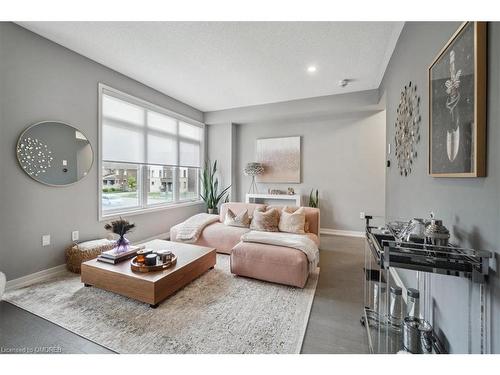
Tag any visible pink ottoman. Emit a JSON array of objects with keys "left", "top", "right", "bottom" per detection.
[{"left": 230, "top": 241, "right": 309, "bottom": 288}]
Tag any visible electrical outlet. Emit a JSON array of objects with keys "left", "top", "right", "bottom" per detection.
[
  {"left": 72, "top": 231, "right": 79, "bottom": 242},
  {"left": 360, "top": 212, "right": 366, "bottom": 220},
  {"left": 42, "top": 234, "right": 51, "bottom": 246}
]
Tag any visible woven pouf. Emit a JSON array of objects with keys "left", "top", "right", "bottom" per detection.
[{"left": 65, "top": 239, "right": 116, "bottom": 274}]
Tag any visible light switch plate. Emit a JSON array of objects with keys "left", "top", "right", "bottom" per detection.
[
  {"left": 42, "top": 234, "right": 50, "bottom": 246},
  {"left": 72, "top": 231, "right": 79, "bottom": 242},
  {"left": 359, "top": 212, "right": 366, "bottom": 219}
]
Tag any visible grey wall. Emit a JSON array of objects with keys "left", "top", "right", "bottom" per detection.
[
  {"left": 380, "top": 22, "right": 500, "bottom": 353},
  {"left": 206, "top": 122, "right": 237, "bottom": 200},
  {"left": 205, "top": 92, "right": 386, "bottom": 231},
  {"left": 0, "top": 23, "right": 205, "bottom": 281}
]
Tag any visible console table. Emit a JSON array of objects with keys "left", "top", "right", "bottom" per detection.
[{"left": 245, "top": 193, "right": 301, "bottom": 206}]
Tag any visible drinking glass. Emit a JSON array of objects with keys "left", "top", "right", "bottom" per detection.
[{"left": 387, "top": 221, "right": 411, "bottom": 247}]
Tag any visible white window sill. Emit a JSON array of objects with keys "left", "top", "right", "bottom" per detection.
[{"left": 99, "top": 200, "right": 205, "bottom": 221}]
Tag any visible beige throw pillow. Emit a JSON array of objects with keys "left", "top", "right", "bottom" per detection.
[
  {"left": 282, "top": 206, "right": 310, "bottom": 232},
  {"left": 224, "top": 208, "right": 251, "bottom": 228},
  {"left": 279, "top": 207, "right": 306, "bottom": 234},
  {"left": 250, "top": 207, "right": 280, "bottom": 232}
]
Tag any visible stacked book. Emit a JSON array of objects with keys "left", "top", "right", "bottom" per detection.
[{"left": 97, "top": 244, "right": 145, "bottom": 264}]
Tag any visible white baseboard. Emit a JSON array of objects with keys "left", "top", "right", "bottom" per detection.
[
  {"left": 320, "top": 228, "right": 365, "bottom": 238},
  {"left": 6, "top": 264, "right": 67, "bottom": 292},
  {"left": 5, "top": 231, "right": 172, "bottom": 292}
]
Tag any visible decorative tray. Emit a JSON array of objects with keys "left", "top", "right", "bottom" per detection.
[{"left": 130, "top": 255, "right": 177, "bottom": 273}]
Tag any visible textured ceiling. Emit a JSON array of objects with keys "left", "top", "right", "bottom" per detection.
[{"left": 18, "top": 22, "right": 403, "bottom": 111}]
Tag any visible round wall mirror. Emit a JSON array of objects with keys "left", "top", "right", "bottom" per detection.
[{"left": 16, "top": 121, "right": 93, "bottom": 186}]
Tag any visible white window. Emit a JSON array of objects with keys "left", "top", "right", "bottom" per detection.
[{"left": 99, "top": 84, "right": 204, "bottom": 219}]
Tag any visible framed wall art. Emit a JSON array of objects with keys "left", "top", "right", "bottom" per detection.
[
  {"left": 255, "top": 136, "right": 301, "bottom": 183},
  {"left": 428, "top": 21, "right": 487, "bottom": 177}
]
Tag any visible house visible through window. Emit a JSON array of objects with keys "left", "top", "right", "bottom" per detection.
[{"left": 99, "top": 84, "right": 204, "bottom": 218}]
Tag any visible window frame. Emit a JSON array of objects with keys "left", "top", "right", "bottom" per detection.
[{"left": 98, "top": 83, "right": 205, "bottom": 220}]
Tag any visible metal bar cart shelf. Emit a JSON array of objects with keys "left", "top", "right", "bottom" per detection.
[{"left": 362, "top": 216, "right": 492, "bottom": 354}]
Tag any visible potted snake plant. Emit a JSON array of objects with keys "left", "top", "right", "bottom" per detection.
[
  {"left": 200, "top": 160, "right": 231, "bottom": 214},
  {"left": 309, "top": 189, "right": 319, "bottom": 208}
]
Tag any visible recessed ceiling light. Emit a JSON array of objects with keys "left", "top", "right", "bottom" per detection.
[{"left": 307, "top": 66, "right": 317, "bottom": 73}]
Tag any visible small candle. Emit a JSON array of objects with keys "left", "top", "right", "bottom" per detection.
[
  {"left": 157, "top": 250, "right": 174, "bottom": 263},
  {"left": 136, "top": 249, "right": 152, "bottom": 264},
  {"left": 145, "top": 254, "right": 157, "bottom": 266}
]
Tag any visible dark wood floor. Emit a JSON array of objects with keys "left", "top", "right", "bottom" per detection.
[
  {"left": 301, "top": 235, "right": 368, "bottom": 353},
  {"left": 0, "top": 235, "right": 368, "bottom": 354},
  {"left": 0, "top": 301, "right": 113, "bottom": 354}
]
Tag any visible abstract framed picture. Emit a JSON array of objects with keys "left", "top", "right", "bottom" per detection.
[
  {"left": 428, "top": 21, "right": 487, "bottom": 177},
  {"left": 256, "top": 136, "right": 301, "bottom": 183}
]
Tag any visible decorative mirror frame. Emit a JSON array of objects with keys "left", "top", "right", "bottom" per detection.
[
  {"left": 394, "top": 81, "right": 421, "bottom": 176},
  {"left": 16, "top": 120, "right": 94, "bottom": 187}
]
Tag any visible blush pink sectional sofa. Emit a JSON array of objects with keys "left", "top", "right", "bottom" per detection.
[{"left": 170, "top": 202, "right": 320, "bottom": 288}]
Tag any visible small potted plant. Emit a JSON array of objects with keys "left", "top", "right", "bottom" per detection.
[
  {"left": 200, "top": 160, "right": 231, "bottom": 214},
  {"left": 104, "top": 218, "right": 135, "bottom": 254},
  {"left": 309, "top": 189, "right": 319, "bottom": 208}
]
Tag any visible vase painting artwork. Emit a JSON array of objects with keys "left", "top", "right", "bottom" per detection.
[
  {"left": 445, "top": 50, "right": 462, "bottom": 163},
  {"left": 256, "top": 136, "right": 301, "bottom": 183},
  {"left": 429, "top": 22, "right": 486, "bottom": 177}
]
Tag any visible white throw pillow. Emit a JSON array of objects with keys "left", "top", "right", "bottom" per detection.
[
  {"left": 278, "top": 207, "right": 306, "bottom": 234},
  {"left": 224, "top": 208, "right": 251, "bottom": 228}
]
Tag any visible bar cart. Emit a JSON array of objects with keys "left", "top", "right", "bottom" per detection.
[{"left": 361, "top": 215, "right": 492, "bottom": 354}]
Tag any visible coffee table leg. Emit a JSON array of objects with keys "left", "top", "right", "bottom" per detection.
[{"left": 150, "top": 303, "right": 159, "bottom": 308}]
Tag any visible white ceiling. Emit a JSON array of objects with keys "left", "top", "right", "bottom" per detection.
[{"left": 18, "top": 22, "right": 403, "bottom": 112}]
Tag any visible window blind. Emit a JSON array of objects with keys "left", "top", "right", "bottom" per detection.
[{"left": 102, "top": 93, "right": 202, "bottom": 168}]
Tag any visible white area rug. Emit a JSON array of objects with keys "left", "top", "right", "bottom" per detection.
[{"left": 5, "top": 254, "right": 318, "bottom": 354}]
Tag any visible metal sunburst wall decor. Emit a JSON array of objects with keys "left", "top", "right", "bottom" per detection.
[
  {"left": 16, "top": 137, "right": 54, "bottom": 177},
  {"left": 394, "top": 81, "right": 421, "bottom": 176}
]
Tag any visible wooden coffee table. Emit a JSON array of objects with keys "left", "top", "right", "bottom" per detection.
[{"left": 81, "top": 239, "right": 216, "bottom": 308}]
